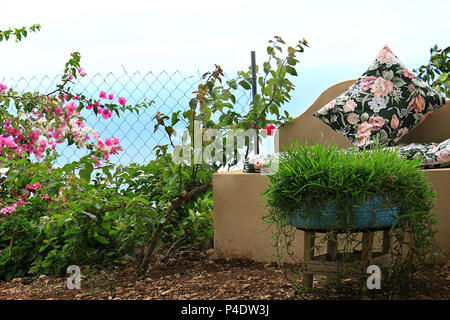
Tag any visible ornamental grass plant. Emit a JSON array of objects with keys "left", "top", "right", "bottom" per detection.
[{"left": 263, "top": 141, "right": 445, "bottom": 296}]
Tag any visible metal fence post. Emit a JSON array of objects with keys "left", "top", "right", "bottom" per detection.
[{"left": 251, "top": 51, "right": 259, "bottom": 155}]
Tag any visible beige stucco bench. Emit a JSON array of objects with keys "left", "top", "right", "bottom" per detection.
[{"left": 213, "top": 79, "right": 450, "bottom": 263}]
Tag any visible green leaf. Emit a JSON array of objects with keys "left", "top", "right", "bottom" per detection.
[
  {"left": 171, "top": 111, "right": 180, "bottom": 126},
  {"left": 94, "top": 233, "right": 110, "bottom": 245},
  {"left": 263, "top": 84, "right": 274, "bottom": 97},
  {"left": 285, "top": 65, "right": 297, "bottom": 76},
  {"left": 287, "top": 57, "right": 298, "bottom": 66},
  {"left": 83, "top": 211, "right": 97, "bottom": 219},
  {"left": 436, "top": 73, "right": 448, "bottom": 83},
  {"left": 239, "top": 80, "right": 251, "bottom": 90},
  {"left": 201, "top": 106, "right": 211, "bottom": 121},
  {"left": 165, "top": 126, "right": 174, "bottom": 137},
  {"left": 263, "top": 62, "right": 271, "bottom": 74},
  {"left": 79, "top": 162, "right": 93, "bottom": 182},
  {"left": 184, "top": 110, "right": 194, "bottom": 123}
]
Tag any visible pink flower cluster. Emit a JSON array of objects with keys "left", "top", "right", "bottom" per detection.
[
  {"left": 1, "top": 87, "right": 123, "bottom": 164},
  {"left": 0, "top": 134, "right": 16, "bottom": 149},
  {"left": 1, "top": 66, "right": 128, "bottom": 216},
  {"left": 93, "top": 136, "right": 121, "bottom": 166},
  {"left": 99, "top": 91, "right": 127, "bottom": 105},
  {"left": 264, "top": 124, "right": 277, "bottom": 136},
  {"left": 93, "top": 91, "right": 127, "bottom": 119},
  {"left": 26, "top": 182, "right": 43, "bottom": 192},
  {"left": 0, "top": 183, "right": 43, "bottom": 215},
  {"left": 0, "top": 203, "right": 18, "bottom": 215},
  {"left": 98, "top": 107, "right": 113, "bottom": 119}
]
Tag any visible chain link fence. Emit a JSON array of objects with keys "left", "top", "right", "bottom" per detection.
[{"left": 2, "top": 71, "right": 251, "bottom": 167}]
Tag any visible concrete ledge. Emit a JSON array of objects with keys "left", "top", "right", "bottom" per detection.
[{"left": 213, "top": 171, "right": 303, "bottom": 262}]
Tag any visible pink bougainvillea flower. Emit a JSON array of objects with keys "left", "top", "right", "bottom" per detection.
[
  {"left": 249, "top": 121, "right": 260, "bottom": 129},
  {"left": 25, "top": 182, "right": 43, "bottom": 192},
  {"left": 93, "top": 156, "right": 102, "bottom": 168},
  {"left": 97, "top": 139, "right": 105, "bottom": 149},
  {"left": 118, "top": 97, "right": 127, "bottom": 105},
  {"left": 0, "top": 135, "right": 16, "bottom": 149},
  {"left": 108, "top": 93, "right": 114, "bottom": 100},
  {"left": 0, "top": 204, "right": 16, "bottom": 215},
  {"left": 41, "top": 194, "right": 50, "bottom": 200},
  {"left": 101, "top": 108, "right": 113, "bottom": 119},
  {"left": 65, "top": 102, "right": 77, "bottom": 117},
  {"left": 54, "top": 106, "right": 62, "bottom": 115},
  {"left": 0, "top": 83, "right": 7, "bottom": 91},
  {"left": 105, "top": 138, "right": 113, "bottom": 147},
  {"left": 77, "top": 68, "right": 86, "bottom": 77},
  {"left": 99, "top": 91, "right": 107, "bottom": 99},
  {"left": 66, "top": 70, "right": 74, "bottom": 81},
  {"left": 57, "top": 93, "right": 68, "bottom": 102},
  {"left": 86, "top": 104, "right": 93, "bottom": 110},
  {"left": 264, "top": 124, "right": 277, "bottom": 136}
]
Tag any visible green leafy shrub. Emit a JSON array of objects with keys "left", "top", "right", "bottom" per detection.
[{"left": 413, "top": 44, "right": 449, "bottom": 97}]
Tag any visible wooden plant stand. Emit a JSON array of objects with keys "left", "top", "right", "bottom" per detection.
[{"left": 302, "top": 230, "right": 391, "bottom": 288}]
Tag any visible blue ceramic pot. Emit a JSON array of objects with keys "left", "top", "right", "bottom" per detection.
[{"left": 288, "top": 196, "right": 401, "bottom": 233}]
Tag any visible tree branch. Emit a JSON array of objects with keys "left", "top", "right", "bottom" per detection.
[{"left": 139, "top": 183, "right": 212, "bottom": 272}]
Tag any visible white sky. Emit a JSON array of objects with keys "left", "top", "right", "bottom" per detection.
[{"left": 0, "top": 0, "right": 449, "bottom": 106}]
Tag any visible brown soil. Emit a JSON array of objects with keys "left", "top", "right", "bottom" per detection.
[{"left": 0, "top": 248, "right": 449, "bottom": 300}]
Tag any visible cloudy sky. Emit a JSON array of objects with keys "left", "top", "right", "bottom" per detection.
[{"left": 1, "top": 0, "right": 449, "bottom": 112}]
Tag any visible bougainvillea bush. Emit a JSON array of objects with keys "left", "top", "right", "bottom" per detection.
[{"left": 0, "top": 25, "right": 155, "bottom": 280}]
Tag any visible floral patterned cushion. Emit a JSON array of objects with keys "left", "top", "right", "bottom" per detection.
[
  {"left": 393, "top": 139, "right": 450, "bottom": 168},
  {"left": 313, "top": 45, "right": 447, "bottom": 147}
]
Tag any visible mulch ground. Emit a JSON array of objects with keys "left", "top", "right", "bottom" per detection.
[{"left": 1, "top": 247, "right": 449, "bottom": 300}]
